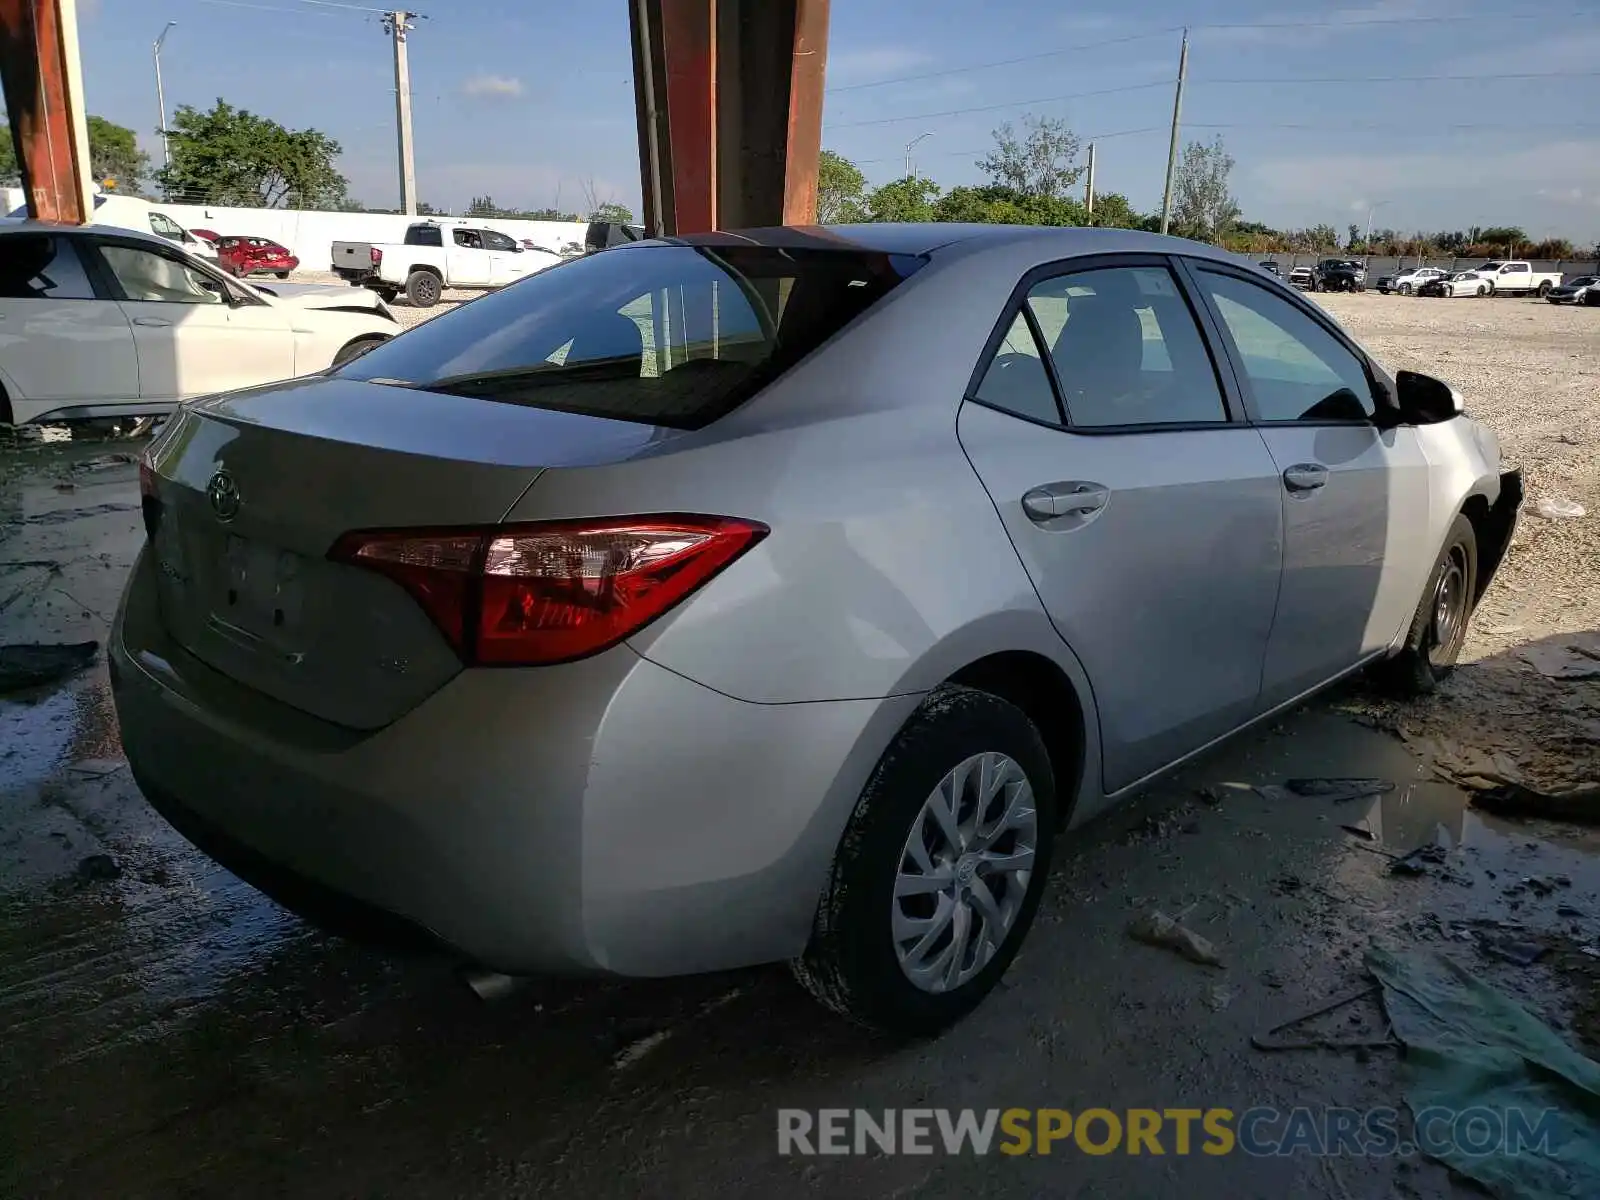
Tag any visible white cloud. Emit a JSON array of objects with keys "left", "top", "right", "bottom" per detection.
[{"left": 461, "top": 74, "right": 525, "bottom": 99}]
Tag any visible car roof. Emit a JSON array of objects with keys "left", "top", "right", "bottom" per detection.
[
  {"left": 630, "top": 222, "right": 1259, "bottom": 268},
  {"left": 2, "top": 218, "right": 187, "bottom": 253}
]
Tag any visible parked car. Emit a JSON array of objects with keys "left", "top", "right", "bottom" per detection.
[
  {"left": 331, "top": 220, "right": 562, "bottom": 306},
  {"left": 82, "top": 194, "right": 219, "bottom": 262},
  {"left": 1377, "top": 267, "right": 1447, "bottom": 295},
  {"left": 585, "top": 220, "right": 647, "bottom": 254},
  {"left": 1545, "top": 275, "right": 1598, "bottom": 305},
  {"left": 1258, "top": 260, "right": 1282, "bottom": 277},
  {"left": 1420, "top": 272, "right": 1488, "bottom": 298},
  {"left": 113, "top": 225, "right": 1523, "bottom": 1033},
  {"left": 190, "top": 228, "right": 220, "bottom": 243},
  {"left": 0, "top": 223, "right": 397, "bottom": 426},
  {"left": 1457, "top": 260, "right": 1562, "bottom": 297},
  {"left": 1311, "top": 258, "right": 1366, "bottom": 292},
  {"left": 214, "top": 235, "right": 300, "bottom": 279},
  {"left": 1288, "top": 265, "right": 1314, "bottom": 289}
]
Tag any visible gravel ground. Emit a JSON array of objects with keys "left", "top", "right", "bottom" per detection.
[{"left": 1315, "top": 291, "right": 1600, "bottom": 795}]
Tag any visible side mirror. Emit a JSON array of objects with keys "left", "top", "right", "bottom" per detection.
[{"left": 1394, "top": 370, "right": 1464, "bottom": 425}]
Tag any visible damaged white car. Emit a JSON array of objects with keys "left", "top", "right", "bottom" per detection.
[{"left": 0, "top": 223, "right": 398, "bottom": 427}]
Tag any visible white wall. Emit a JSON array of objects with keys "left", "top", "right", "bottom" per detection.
[
  {"left": 150, "top": 203, "right": 589, "bottom": 264},
  {"left": 2, "top": 188, "right": 588, "bottom": 264}
]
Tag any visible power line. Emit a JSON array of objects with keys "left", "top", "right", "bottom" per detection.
[
  {"left": 850, "top": 126, "right": 1165, "bottom": 166},
  {"left": 1185, "top": 120, "right": 1600, "bottom": 132},
  {"left": 1199, "top": 70, "right": 1600, "bottom": 84},
  {"left": 825, "top": 80, "right": 1171, "bottom": 130},
  {"left": 829, "top": 29, "right": 1183, "bottom": 93},
  {"left": 295, "top": 0, "right": 390, "bottom": 11},
  {"left": 195, "top": 0, "right": 340, "bottom": 15}
]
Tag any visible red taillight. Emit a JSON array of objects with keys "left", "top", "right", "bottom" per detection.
[
  {"left": 370, "top": 246, "right": 383, "bottom": 266},
  {"left": 138, "top": 458, "right": 156, "bottom": 499},
  {"left": 329, "top": 516, "right": 767, "bottom": 666}
]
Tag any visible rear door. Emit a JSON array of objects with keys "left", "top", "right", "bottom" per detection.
[
  {"left": 447, "top": 228, "right": 492, "bottom": 285},
  {"left": 0, "top": 232, "right": 139, "bottom": 409},
  {"left": 1183, "top": 261, "right": 1433, "bottom": 708},
  {"left": 957, "top": 256, "right": 1284, "bottom": 791},
  {"left": 88, "top": 236, "right": 297, "bottom": 401}
]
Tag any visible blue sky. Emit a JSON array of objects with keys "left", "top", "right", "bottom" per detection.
[{"left": 78, "top": 0, "right": 1600, "bottom": 241}]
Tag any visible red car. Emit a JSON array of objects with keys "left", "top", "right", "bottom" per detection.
[{"left": 213, "top": 235, "right": 299, "bottom": 279}]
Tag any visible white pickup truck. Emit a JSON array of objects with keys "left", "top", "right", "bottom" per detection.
[
  {"left": 330, "top": 220, "right": 561, "bottom": 307},
  {"left": 1457, "top": 260, "right": 1563, "bottom": 297}
]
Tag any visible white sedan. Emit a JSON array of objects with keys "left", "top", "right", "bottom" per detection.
[
  {"left": 1425, "top": 272, "right": 1490, "bottom": 298},
  {"left": 0, "top": 223, "right": 399, "bottom": 426}
]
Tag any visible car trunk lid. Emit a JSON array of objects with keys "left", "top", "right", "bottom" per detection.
[{"left": 143, "top": 375, "right": 674, "bottom": 729}]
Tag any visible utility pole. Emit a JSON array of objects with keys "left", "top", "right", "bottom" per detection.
[
  {"left": 382, "top": 10, "right": 420, "bottom": 216},
  {"left": 904, "top": 130, "right": 933, "bottom": 180},
  {"left": 154, "top": 21, "right": 176, "bottom": 171},
  {"left": 1084, "top": 141, "right": 1096, "bottom": 219},
  {"left": 1159, "top": 28, "right": 1188, "bottom": 236}
]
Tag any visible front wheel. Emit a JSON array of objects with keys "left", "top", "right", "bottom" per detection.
[
  {"left": 405, "top": 270, "right": 443, "bottom": 307},
  {"left": 1399, "top": 283, "right": 1413, "bottom": 295},
  {"left": 1375, "top": 514, "right": 1478, "bottom": 697},
  {"left": 275, "top": 270, "right": 291, "bottom": 280},
  {"left": 332, "top": 334, "right": 390, "bottom": 367},
  {"left": 792, "top": 685, "right": 1058, "bottom": 1035}
]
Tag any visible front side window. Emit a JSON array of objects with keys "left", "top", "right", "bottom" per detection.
[
  {"left": 1027, "top": 265, "right": 1228, "bottom": 428},
  {"left": 0, "top": 235, "right": 97, "bottom": 299},
  {"left": 148, "top": 212, "right": 184, "bottom": 241},
  {"left": 453, "top": 229, "right": 484, "bottom": 249},
  {"left": 99, "top": 244, "right": 227, "bottom": 305},
  {"left": 340, "top": 244, "right": 926, "bottom": 429},
  {"left": 482, "top": 231, "right": 517, "bottom": 252},
  {"left": 1196, "top": 269, "right": 1375, "bottom": 423},
  {"left": 972, "top": 312, "right": 1059, "bottom": 424}
]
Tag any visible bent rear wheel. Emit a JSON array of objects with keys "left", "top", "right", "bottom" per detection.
[
  {"left": 1375, "top": 513, "right": 1479, "bottom": 696},
  {"left": 792, "top": 685, "right": 1057, "bottom": 1035}
]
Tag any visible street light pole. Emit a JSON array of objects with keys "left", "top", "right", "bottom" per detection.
[
  {"left": 904, "top": 130, "right": 933, "bottom": 180},
  {"left": 1364, "top": 200, "right": 1389, "bottom": 256},
  {"left": 154, "top": 21, "right": 177, "bottom": 172}
]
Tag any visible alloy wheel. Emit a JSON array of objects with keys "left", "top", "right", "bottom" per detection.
[{"left": 892, "top": 752, "right": 1038, "bottom": 994}]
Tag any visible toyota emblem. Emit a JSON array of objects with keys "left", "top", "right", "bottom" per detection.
[{"left": 206, "top": 469, "right": 241, "bottom": 522}]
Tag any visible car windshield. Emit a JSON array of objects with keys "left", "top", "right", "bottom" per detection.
[
  {"left": 1570, "top": 277, "right": 1598, "bottom": 286},
  {"left": 1478, "top": 262, "right": 1503, "bottom": 271},
  {"left": 339, "top": 243, "right": 928, "bottom": 429}
]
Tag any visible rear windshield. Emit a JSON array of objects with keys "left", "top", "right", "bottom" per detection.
[
  {"left": 406, "top": 224, "right": 444, "bottom": 247},
  {"left": 340, "top": 244, "right": 927, "bottom": 429}
]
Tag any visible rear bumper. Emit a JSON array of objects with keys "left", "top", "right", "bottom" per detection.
[
  {"left": 332, "top": 266, "right": 374, "bottom": 284},
  {"left": 110, "top": 550, "right": 913, "bottom": 976}
]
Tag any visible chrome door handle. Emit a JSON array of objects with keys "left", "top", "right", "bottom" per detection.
[
  {"left": 1022, "top": 482, "right": 1110, "bottom": 522},
  {"left": 132, "top": 317, "right": 172, "bottom": 327},
  {"left": 1283, "top": 463, "right": 1328, "bottom": 492}
]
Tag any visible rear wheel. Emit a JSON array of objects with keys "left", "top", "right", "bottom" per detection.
[
  {"left": 332, "top": 335, "right": 390, "bottom": 367},
  {"left": 1375, "top": 514, "right": 1478, "bottom": 697},
  {"left": 1537, "top": 280, "right": 1552, "bottom": 298},
  {"left": 1399, "top": 283, "right": 1413, "bottom": 295},
  {"left": 275, "top": 270, "right": 291, "bottom": 280},
  {"left": 405, "top": 270, "right": 443, "bottom": 307},
  {"left": 792, "top": 685, "right": 1058, "bottom": 1035},
  {"left": 1477, "top": 285, "right": 1488, "bottom": 296}
]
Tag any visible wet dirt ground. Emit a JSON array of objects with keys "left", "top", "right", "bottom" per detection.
[{"left": 5, "top": 424, "right": 1600, "bottom": 1198}]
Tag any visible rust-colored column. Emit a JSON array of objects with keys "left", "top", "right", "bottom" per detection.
[
  {"left": 0, "top": 0, "right": 91, "bottom": 223},
  {"left": 631, "top": 0, "right": 828, "bottom": 235}
]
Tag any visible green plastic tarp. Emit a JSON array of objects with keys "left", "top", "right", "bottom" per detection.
[{"left": 1367, "top": 946, "right": 1600, "bottom": 1199}]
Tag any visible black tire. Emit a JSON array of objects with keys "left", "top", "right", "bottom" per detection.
[
  {"left": 405, "top": 269, "right": 443, "bottom": 307},
  {"left": 1375, "top": 514, "right": 1478, "bottom": 697},
  {"left": 1537, "top": 281, "right": 1552, "bottom": 298},
  {"left": 332, "top": 335, "right": 390, "bottom": 367},
  {"left": 1400, "top": 283, "right": 1413, "bottom": 296},
  {"left": 372, "top": 285, "right": 400, "bottom": 304},
  {"left": 276, "top": 270, "right": 291, "bottom": 280},
  {"left": 1483, "top": 281, "right": 1494, "bottom": 296},
  {"left": 792, "top": 685, "right": 1058, "bottom": 1035}
]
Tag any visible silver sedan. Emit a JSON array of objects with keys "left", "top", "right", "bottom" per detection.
[{"left": 112, "top": 225, "right": 1522, "bottom": 1034}]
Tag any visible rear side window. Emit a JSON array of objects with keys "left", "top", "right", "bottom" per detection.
[
  {"left": 148, "top": 212, "right": 184, "bottom": 240},
  {"left": 1028, "top": 266, "right": 1227, "bottom": 428},
  {"left": 340, "top": 245, "right": 927, "bottom": 429},
  {"left": 0, "top": 235, "right": 97, "bottom": 299}
]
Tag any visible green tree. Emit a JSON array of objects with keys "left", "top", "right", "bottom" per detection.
[
  {"left": 467, "top": 194, "right": 507, "bottom": 217},
  {"left": 156, "top": 99, "right": 347, "bottom": 208},
  {"left": 590, "top": 201, "right": 633, "bottom": 224},
  {"left": 86, "top": 116, "right": 149, "bottom": 192},
  {"left": 1346, "top": 223, "right": 1362, "bottom": 251},
  {"left": 865, "top": 175, "right": 940, "bottom": 222},
  {"left": 523, "top": 206, "right": 581, "bottom": 220},
  {"left": 817, "top": 149, "right": 868, "bottom": 223},
  {"left": 0, "top": 127, "right": 14, "bottom": 183},
  {"left": 1171, "top": 137, "right": 1239, "bottom": 242},
  {"left": 1086, "top": 191, "right": 1141, "bottom": 229},
  {"left": 977, "top": 115, "right": 1082, "bottom": 200}
]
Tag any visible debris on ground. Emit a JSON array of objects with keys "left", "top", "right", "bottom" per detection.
[
  {"left": 1402, "top": 731, "right": 1527, "bottom": 791},
  {"left": 1340, "top": 821, "right": 1377, "bottom": 841},
  {"left": 1126, "top": 908, "right": 1224, "bottom": 967},
  {"left": 1367, "top": 946, "right": 1600, "bottom": 1200},
  {"left": 1518, "top": 633, "right": 1600, "bottom": 680},
  {"left": 1283, "top": 777, "right": 1395, "bottom": 802},
  {"left": 1251, "top": 984, "right": 1397, "bottom": 1052},
  {"left": 1533, "top": 496, "right": 1586, "bottom": 520},
  {"left": 1503, "top": 874, "right": 1572, "bottom": 898},
  {"left": 1472, "top": 782, "right": 1600, "bottom": 826},
  {"left": 75, "top": 854, "right": 121, "bottom": 882},
  {"left": 1388, "top": 824, "right": 1469, "bottom": 882},
  {"left": 0, "top": 641, "right": 98, "bottom": 693},
  {"left": 1476, "top": 930, "right": 1550, "bottom": 967}
]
